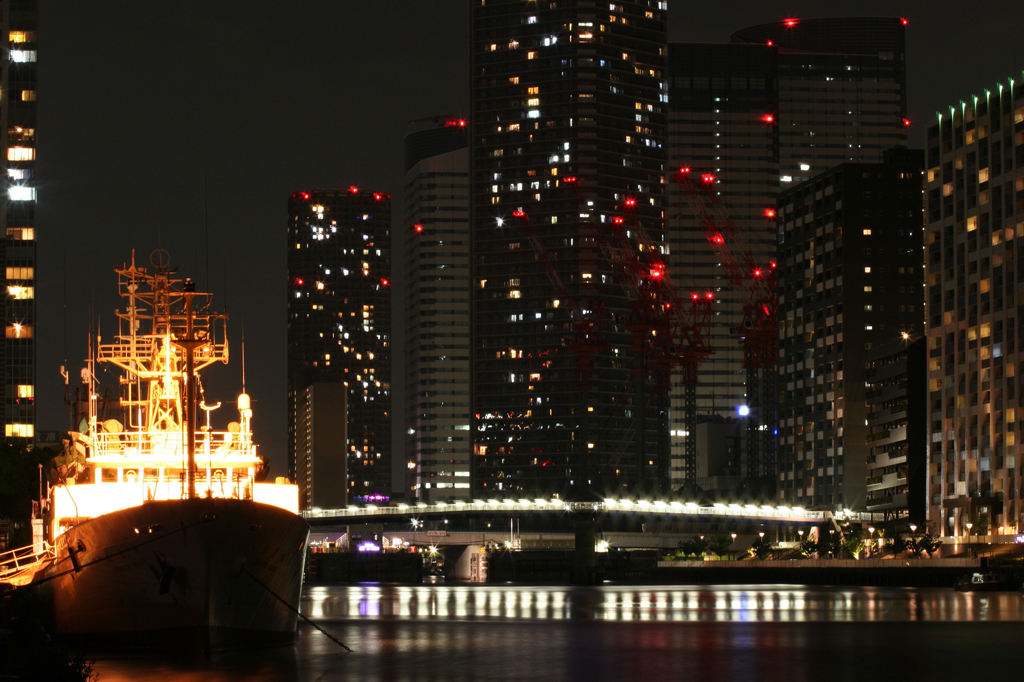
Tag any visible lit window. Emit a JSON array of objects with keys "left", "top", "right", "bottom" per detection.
[
  {"left": 526, "top": 51, "right": 536, "bottom": 60},
  {"left": 8, "top": 147, "right": 35, "bottom": 162},
  {"left": 863, "top": 285, "right": 872, "bottom": 293},
  {"left": 6, "top": 323, "right": 32, "bottom": 339},
  {"left": 527, "top": 86, "right": 539, "bottom": 95},
  {"left": 7, "top": 285, "right": 33, "bottom": 299},
  {"left": 527, "top": 98, "right": 540, "bottom": 106},
  {"left": 862, "top": 228, "right": 872, "bottom": 236},
  {"left": 863, "top": 266, "right": 871, "bottom": 274},
  {"left": 10, "top": 49, "right": 36, "bottom": 63},
  {"left": 9, "top": 31, "right": 34, "bottom": 43},
  {"left": 5, "top": 423, "right": 33, "bottom": 438},
  {"left": 20, "top": 90, "right": 35, "bottom": 102},
  {"left": 17, "top": 385, "right": 33, "bottom": 399},
  {"left": 6, "top": 228, "right": 34, "bottom": 240},
  {"left": 5, "top": 267, "right": 33, "bottom": 280}
]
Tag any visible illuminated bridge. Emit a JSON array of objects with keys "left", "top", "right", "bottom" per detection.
[{"left": 302, "top": 498, "right": 882, "bottom": 543}]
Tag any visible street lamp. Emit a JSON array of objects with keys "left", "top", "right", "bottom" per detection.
[
  {"left": 868, "top": 527, "right": 875, "bottom": 557},
  {"left": 965, "top": 522, "right": 973, "bottom": 556}
]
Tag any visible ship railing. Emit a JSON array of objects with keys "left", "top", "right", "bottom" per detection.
[
  {"left": 0, "top": 541, "right": 54, "bottom": 582},
  {"left": 92, "top": 429, "right": 256, "bottom": 460}
]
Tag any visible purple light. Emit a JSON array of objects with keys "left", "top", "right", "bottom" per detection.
[{"left": 357, "top": 540, "right": 381, "bottom": 553}]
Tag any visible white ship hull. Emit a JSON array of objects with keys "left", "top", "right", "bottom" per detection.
[{"left": 35, "top": 498, "right": 309, "bottom": 651}]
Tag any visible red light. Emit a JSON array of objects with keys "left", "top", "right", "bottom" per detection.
[
  {"left": 705, "top": 292, "right": 715, "bottom": 300},
  {"left": 763, "top": 208, "right": 776, "bottom": 219},
  {"left": 783, "top": 17, "right": 799, "bottom": 28},
  {"left": 701, "top": 173, "right": 715, "bottom": 184},
  {"left": 563, "top": 176, "right": 577, "bottom": 183},
  {"left": 373, "top": 192, "right": 388, "bottom": 201},
  {"left": 649, "top": 269, "right": 663, "bottom": 279},
  {"left": 414, "top": 223, "right": 424, "bottom": 233},
  {"left": 623, "top": 197, "right": 637, "bottom": 207},
  {"left": 679, "top": 166, "right": 691, "bottom": 175},
  {"left": 380, "top": 278, "right": 390, "bottom": 287},
  {"left": 292, "top": 191, "right": 311, "bottom": 201},
  {"left": 769, "top": 261, "right": 777, "bottom": 269},
  {"left": 348, "top": 185, "right": 359, "bottom": 194},
  {"left": 900, "top": 17, "right": 908, "bottom": 26},
  {"left": 512, "top": 209, "right": 526, "bottom": 218},
  {"left": 612, "top": 216, "right": 624, "bottom": 225},
  {"left": 690, "top": 293, "right": 699, "bottom": 300},
  {"left": 711, "top": 234, "right": 724, "bottom": 244},
  {"left": 761, "top": 113, "right": 775, "bottom": 124},
  {"left": 294, "top": 277, "right": 304, "bottom": 286},
  {"left": 766, "top": 39, "right": 774, "bottom": 47},
  {"left": 753, "top": 268, "right": 763, "bottom": 278},
  {"left": 901, "top": 117, "right": 912, "bottom": 127}
]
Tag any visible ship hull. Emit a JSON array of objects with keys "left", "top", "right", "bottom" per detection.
[{"left": 35, "top": 498, "right": 309, "bottom": 651}]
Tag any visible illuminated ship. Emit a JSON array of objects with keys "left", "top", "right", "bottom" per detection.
[{"left": 31, "top": 251, "right": 309, "bottom": 650}]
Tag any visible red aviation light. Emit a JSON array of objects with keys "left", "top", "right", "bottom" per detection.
[
  {"left": 900, "top": 17, "right": 908, "bottom": 26},
  {"left": 753, "top": 268, "right": 763, "bottom": 278},
  {"left": 760, "top": 113, "right": 775, "bottom": 124},
  {"left": 769, "top": 261, "right": 777, "bottom": 269},
  {"left": 563, "top": 176, "right": 577, "bottom": 183},
  {"left": 294, "top": 277, "right": 305, "bottom": 286},
  {"left": 612, "top": 216, "right": 624, "bottom": 225},
  {"left": 783, "top": 17, "right": 799, "bottom": 28},
  {"left": 380, "top": 278, "right": 391, "bottom": 287},
  {"left": 413, "top": 223, "right": 424, "bottom": 233},
  {"left": 705, "top": 291, "right": 715, "bottom": 300},
  {"left": 292, "top": 191, "right": 311, "bottom": 200},
  {"left": 690, "top": 292, "right": 699, "bottom": 301},
  {"left": 711, "top": 234, "right": 724, "bottom": 245},
  {"left": 512, "top": 209, "right": 526, "bottom": 218},
  {"left": 348, "top": 185, "right": 359, "bottom": 194},
  {"left": 373, "top": 192, "right": 388, "bottom": 201},
  {"left": 763, "top": 208, "right": 776, "bottom": 219},
  {"left": 701, "top": 173, "right": 716, "bottom": 184},
  {"left": 623, "top": 197, "right": 637, "bottom": 208},
  {"left": 444, "top": 118, "right": 468, "bottom": 127},
  {"left": 679, "top": 166, "right": 691, "bottom": 175},
  {"left": 766, "top": 39, "right": 774, "bottom": 47},
  {"left": 901, "top": 117, "right": 912, "bottom": 127}
]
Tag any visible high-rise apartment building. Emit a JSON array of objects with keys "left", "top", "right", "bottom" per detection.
[
  {"left": 287, "top": 189, "right": 391, "bottom": 503},
  {"left": 666, "top": 18, "right": 908, "bottom": 492},
  {"left": 293, "top": 382, "right": 348, "bottom": 509},
  {"left": 925, "top": 75, "right": 1024, "bottom": 536},
  {"left": 2, "top": 1, "right": 37, "bottom": 442},
  {"left": 470, "top": 0, "right": 669, "bottom": 498},
  {"left": 776, "top": 148, "right": 924, "bottom": 509},
  {"left": 404, "top": 120, "right": 471, "bottom": 501}
]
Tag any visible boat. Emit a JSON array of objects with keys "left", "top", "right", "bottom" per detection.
[
  {"left": 953, "top": 570, "right": 1017, "bottom": 592},
  {"left": 25, "top": 250, "right": 309, "bottom": 650}
]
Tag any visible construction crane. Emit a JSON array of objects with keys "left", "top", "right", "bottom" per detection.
[
  {"left": 672, "top": 167, "right": 778, "bottom": 491},
  {"left": 611, "top": 196, "right": 714, "bottom": 491}
]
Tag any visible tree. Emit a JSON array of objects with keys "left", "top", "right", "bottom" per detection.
[
  {"left": 0, "top": 440, "right": 57, "bottom": 547},
  {"left": 906, "top": 533, "right": 942, "bottom": 557}
]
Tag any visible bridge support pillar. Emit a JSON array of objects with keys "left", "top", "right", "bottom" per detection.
[{"left": 572, "top": 511, "right": 598, "bottom": 585}]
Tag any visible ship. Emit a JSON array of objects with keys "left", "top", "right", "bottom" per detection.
[{"left": 12, "top": 250, "right": 309, "bottom": 650}]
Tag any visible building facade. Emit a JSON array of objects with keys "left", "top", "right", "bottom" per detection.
[
  {"left": 666, "top": 17, "right": 909, "bottom": 493},
  {"left": 776, "top": 148, "right": 924, "bottom": 509},
  {"left": 293, "top": 382, "right": 347, "bottom": 509},
  {"left": 287, "top": 189, "right": 391, "bottom": 502},
  {"left": 2, "top": 0, "right": 37, "bottom": 442},
  {"left": 470, "top": 0, "right": 669, "bottom": 499},
  {"left": 924, "top": 75, "right": 1024, "bottom": 536},
  {"left": 404, "top": 120, "right": 472, "bottom": 501}
]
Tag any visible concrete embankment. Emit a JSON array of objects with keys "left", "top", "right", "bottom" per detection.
[{"left": 654, "top": 558, "right": 984, "bottom": 587}]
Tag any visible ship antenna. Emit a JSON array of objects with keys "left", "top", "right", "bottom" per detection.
[{"left": 240, "top": 319, "right": 246, "bottom": 393}]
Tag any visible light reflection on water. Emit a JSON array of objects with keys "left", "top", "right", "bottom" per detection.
[
  {"left": 303, "top": 583, "right": 1024, "bottom": 623},
  {"left": 90, "top": 585, "right": 1024, "bottom": 681}
]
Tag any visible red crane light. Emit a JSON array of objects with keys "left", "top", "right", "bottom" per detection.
[
  {"left": 512, "top": 209, "right": 526, "bottom": 218},
  {"left": 760, "top": 113, "right": 775, "bottom": 124},
  {"left": 414, "top": 223, "right": 424, "bottom": 233},
  {"left": 763, "top": 208, "right": 776, "bottom": 219},
  {"left": 783, "top": 17, "right": 799, "bottom": 28},
  {"left": 348, "top": 185, "right": 359, "bottom": 194}
]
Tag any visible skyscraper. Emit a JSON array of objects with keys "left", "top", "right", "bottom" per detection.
[
  {"left": 2, "top": 1, "right": 37, "bottom": 442},
  {"left": 925, "top": 74, "right": 1024, "bottom": 536},
  {"left": 776, "top": 148, "right": 924, "bottom": 509},
  {"left": 666, "top": 17, "right": 909, "bottom": 493},
  {"left": 470, "top": 0, "right": 669, "bottom": 498},
  {"left": 287, "top": 188, "right": 392, "bottom": 503},
  {"left": 404, "top": 119, "right": 471, "bottom": 501}
]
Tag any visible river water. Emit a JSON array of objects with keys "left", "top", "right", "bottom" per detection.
[{"left": 91, "top": 584, "right": 1024, "bottom": 681}]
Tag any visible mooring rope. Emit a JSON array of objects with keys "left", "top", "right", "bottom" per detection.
[{"left": 241, "top": 565, "right": 352, "bottom": 653}]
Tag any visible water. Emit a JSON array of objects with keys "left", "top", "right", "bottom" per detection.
[{"left": 91, "top": 584, "right": 1024, "bottom": 681}]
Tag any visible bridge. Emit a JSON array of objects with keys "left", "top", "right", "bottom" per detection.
[{"left": 302, "top": 497, "right": 884, "bottom": 541}]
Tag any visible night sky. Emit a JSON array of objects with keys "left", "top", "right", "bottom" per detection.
[{"left": 36, "top": 1, "right": 1024, "bottom": 476}]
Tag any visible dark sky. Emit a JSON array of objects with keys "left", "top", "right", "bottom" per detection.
[{"left": 37, "top": 1, "right": 1024, "bottom": 476}]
